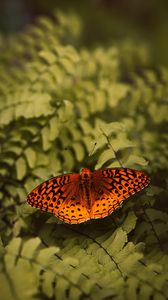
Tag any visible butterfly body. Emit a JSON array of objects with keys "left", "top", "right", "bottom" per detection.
[
  {"left": 27, "top": 167, "right": 150, "bottom": 224},
  {"left": 80, "top": 168, "right": 93, "bottom": 210}
]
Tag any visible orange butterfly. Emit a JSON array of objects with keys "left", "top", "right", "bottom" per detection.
[{"left": 27, "top": 167, "right": 150, "bottom": 224}]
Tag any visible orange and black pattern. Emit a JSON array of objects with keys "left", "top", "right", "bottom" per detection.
[{"left": 27, "top": 167, "right": 150, "bottom": 224}]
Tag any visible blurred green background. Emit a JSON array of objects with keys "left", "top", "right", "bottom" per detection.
[
  {"left": 0, "top": 2, "right": 168, "bottom": 299},
  {"left": 0, "top": 0, "right": 168, "bottom": 66}
]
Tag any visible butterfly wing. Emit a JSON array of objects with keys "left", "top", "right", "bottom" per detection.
[
  {"left": 90, "top": 168, "right": 150, "bottom": 219},
  {"left": 27, "top": 167, "right": 150, "bottom": 223},
  {"left": 27, "top": 173, "right": 90, "bottom": 224}
]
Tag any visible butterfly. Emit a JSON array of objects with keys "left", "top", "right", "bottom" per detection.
[{"left": 27, "top": 167, "right": 150, "bottom": 224}]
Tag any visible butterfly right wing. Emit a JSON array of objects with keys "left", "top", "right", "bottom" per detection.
[
  {"left": 27, "top": 173, "right": 90, "bottom": 224},
  {"left": 90, "top": 168, "right": 150, "bottom": 219}
]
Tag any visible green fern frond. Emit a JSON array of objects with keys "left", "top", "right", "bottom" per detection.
[{"left": 0, "top": 9, "right": 167, "bottom": 300}]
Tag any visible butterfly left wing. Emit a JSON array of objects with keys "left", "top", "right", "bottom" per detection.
[
  {"left": 90, "top": 167, "right": 150, "bottom": 220},
  {"left": 27, "top": 173, "right": 90, "bottom": 224}
]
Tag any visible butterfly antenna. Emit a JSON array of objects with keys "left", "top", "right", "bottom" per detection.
[
  {"left": 100, "top": 127, "right": 124, "bottom": 168},
  {"left": 89, "top": 142, "right": 97, "bottom": 156},
  {"left": 85, "top": 142, "right": 97, "bottom": 164}
]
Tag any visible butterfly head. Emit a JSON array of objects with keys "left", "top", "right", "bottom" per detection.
[{"left": 81, "top": 168, "right": 91, "bottom": 179}]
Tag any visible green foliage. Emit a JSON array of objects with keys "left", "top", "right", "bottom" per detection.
[{"left": 0, "top": 11, "right": 167, "bottom": 300}]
